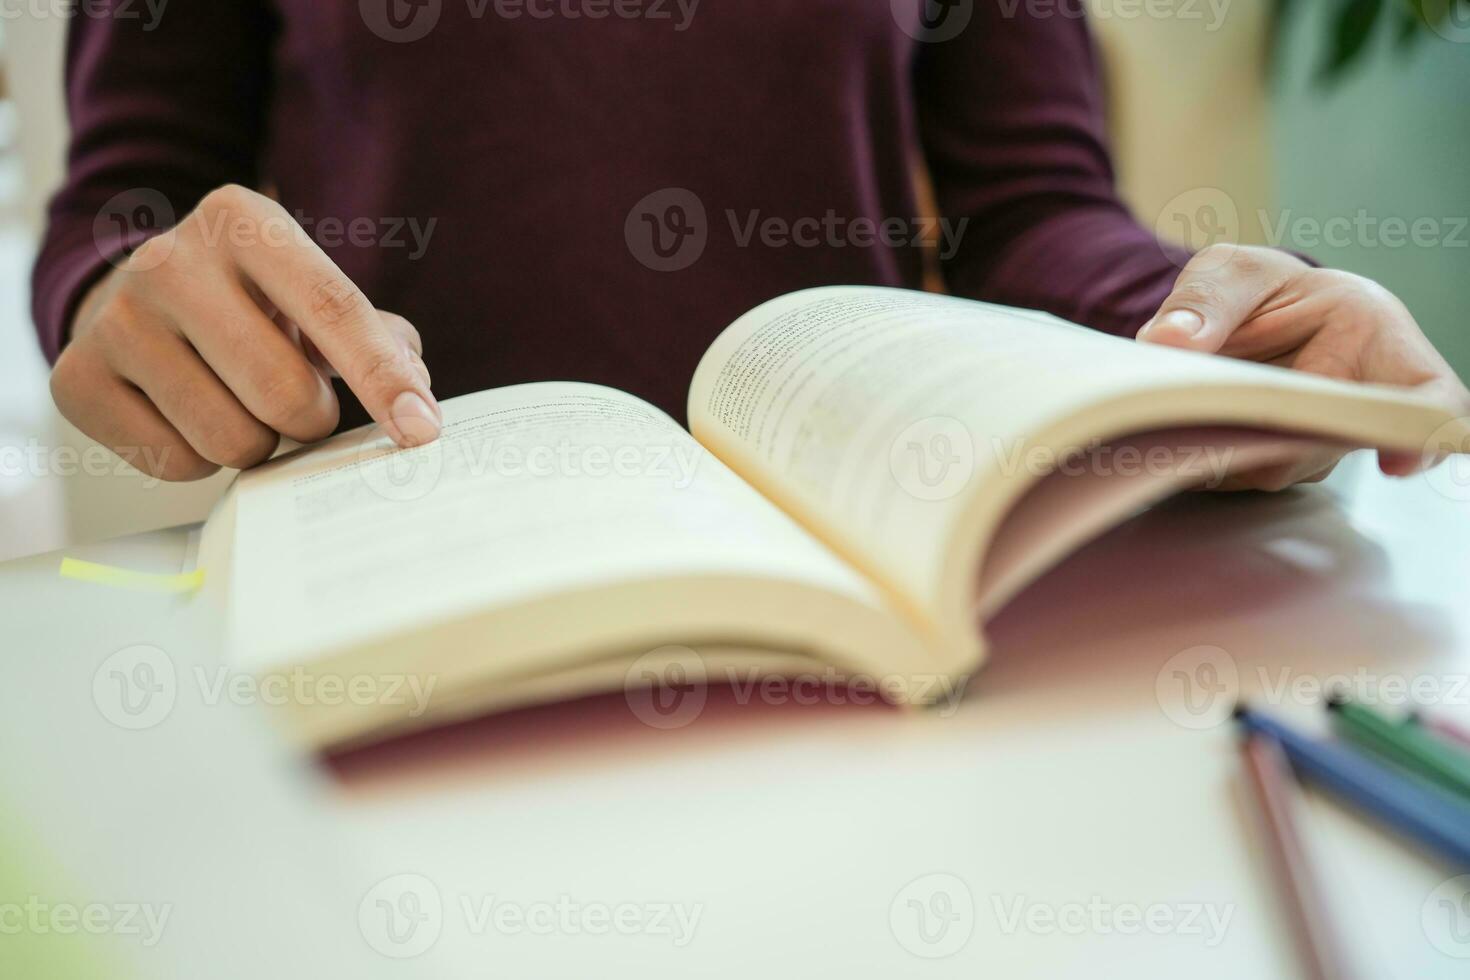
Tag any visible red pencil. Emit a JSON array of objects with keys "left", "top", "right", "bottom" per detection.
[
  {"left": 1239, "top": 732, "right": 1358, "bottom": 980},
  {"left": 1413, "top": 712, "right": 1470, "bottom": 750}
]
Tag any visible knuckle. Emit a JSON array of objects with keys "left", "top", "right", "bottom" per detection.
[
  {"left": 1170, "top": 278, "right": 1228, "bottom": 313},
  {"left": 1314, "top": 268, "right": 1363, "bottom": 291},
  {"left": 198, "top": 183, "right": 259, "bottom": 219},
  {"left": 195, "top": 416, "right": 277, "bottom": 470},
  {"left": 1352, "top": 278, "right": 1401, "bottom": 314},
  {"left": 1299, "top": 346, "right": 1359, "bottom": 380},
  {"left": 124, "top": 232, "right": 178, "bottom": 272},
  {"left": 49, "top": 348, "right": 89, "bottom": 410},
  {"left": 308, "top": 276, "right": 370, "bottom": 327},
  {"left": 161, "top": 220, "right": 210, "bottom": 265},
  {"left": 1313, "top": 268, "right": 1392, "bottom": 311},
  {"left": 1331, "top": 273, "right": 1387, "bottom": 314},
  {"left": 1223, "top": 246, "right": 1268, "bottom": 279},
  {"left": 88, "top": 295, "right": 151, "bottom": 352},
  {"left": 380, "top": 311, "right": 422, "bottom": 352},
  {"left": 293, "top": 396, "right": 340, "bottom": 442},
  {"left": 1193, "top": 242, "right": 1238, "bottom": 267},
  {"left": 255, "top": 366, "right": 332, "bottom": 433},
  {"left": 150, "top": 442, "right": 220, "bottom": 483},
  {"left": 357, "top": 347, "right": 412, "bottom": 394}
]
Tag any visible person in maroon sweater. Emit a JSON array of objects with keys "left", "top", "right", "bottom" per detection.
[{"left": 34, "top": 0, "right": 1468, "bottom": 487}]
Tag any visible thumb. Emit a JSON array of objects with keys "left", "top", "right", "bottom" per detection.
[{"left": 1136, "top": 245, "right": 1262, "bottom": 354}]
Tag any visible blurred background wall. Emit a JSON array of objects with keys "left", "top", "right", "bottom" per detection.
[
  {"left": 2, "top": 11, "right": 237, "bottom": 560},
  {"left": 0, "top": 1, "right": 1465, "bottom": 562},
  {"left": 1273, "top": 1, "right": 1470, "bottom": 375}
]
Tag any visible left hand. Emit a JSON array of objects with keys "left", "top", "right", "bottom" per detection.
[{"left": 1136, "top": 243, "right": 1470, "bottom": 491}]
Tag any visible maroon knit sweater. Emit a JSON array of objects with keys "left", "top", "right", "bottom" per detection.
[{"left": 34, "top": 0, "right": 1190, "bottom": 425}]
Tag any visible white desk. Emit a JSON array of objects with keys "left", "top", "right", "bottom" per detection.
[{"left": 3, "top": 454, "right": 1468, "bottom": 978}]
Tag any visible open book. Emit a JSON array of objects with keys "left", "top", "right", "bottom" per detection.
[{"left": 197, "top": 287, "right": 1467, "bottom": 748}]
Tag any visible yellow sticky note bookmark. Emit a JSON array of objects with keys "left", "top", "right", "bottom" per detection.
[{"left": 58, "top": 557, "right": 205, "bottom": 595}]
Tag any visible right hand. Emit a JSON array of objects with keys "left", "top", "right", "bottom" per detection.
[{"left": 51, "top": 184, "right": 441, "bottom": 482}]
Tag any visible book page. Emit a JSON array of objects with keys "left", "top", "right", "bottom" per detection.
[
  {"left": 687, "top": 286, "right": 1460, "bottom": 651},
  {"left": 220, "top": 382, "right": 908, "bottom": 676},
  {"left": 969, "top": 427, "right": 1328, "bottom": 619}
]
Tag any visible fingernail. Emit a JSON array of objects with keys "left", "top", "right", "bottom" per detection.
[
  {"left": 386, "top": 391, "right": 441, "bottom": 448},
  {"left": 1158, "top": 310, "right": 1206, "bottom": 338}
]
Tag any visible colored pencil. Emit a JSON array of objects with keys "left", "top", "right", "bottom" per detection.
[
  {"left": 1409, "top": 711, "right": 1470, "bottom": 751},
  {"left": 1327, "top": 697, "right": 1470, "bottom": 803},
  {"left": 1233, "top": 705, "right": 1470, "bottom": 869},
  {"left": 1239, "top": 733, "right": 1356, "bottom": 980}
]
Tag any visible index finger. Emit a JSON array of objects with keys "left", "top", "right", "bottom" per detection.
[{"left": 219, "top": 194, "right": 440, "bottom": 447}]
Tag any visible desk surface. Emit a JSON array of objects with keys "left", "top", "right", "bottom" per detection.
[{"left": 3, "top": 453, "right": 1469, "bottom": 979}]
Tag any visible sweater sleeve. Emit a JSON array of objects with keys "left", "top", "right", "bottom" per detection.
[
  {"left": 912, "top": 0, "right": 1191, "bottom": 337},
  {"left": 30, "top": 0, "right": 276, "bottom": 363}
]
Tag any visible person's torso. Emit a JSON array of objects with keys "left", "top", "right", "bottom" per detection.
[{"left": 266, "top": 0, "right": 941, "bottom": 422}]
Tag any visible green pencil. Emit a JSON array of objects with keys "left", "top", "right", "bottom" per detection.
[{"left": 1326, "top": 696, "right": 1470, "bottom": 804}]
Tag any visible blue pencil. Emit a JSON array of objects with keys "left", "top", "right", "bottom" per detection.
[{"left": 1233, "top": 706, "right": 1470, "bottom": 869}]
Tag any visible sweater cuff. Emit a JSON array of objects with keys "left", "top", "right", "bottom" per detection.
[{"left": 31, "top": 214, "right": 163, "bottom": 364}]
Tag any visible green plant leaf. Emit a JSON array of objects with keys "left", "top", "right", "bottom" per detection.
[
  {"left": 1394, "top": 0, "right": 1431, "bottom": 50},
  {"left": 1395, "top": 6, "right": 1421, "bottom": 50},
  {"left": 1318, "top": 0, "right": 1385, "bottom": 85},
  {"left": 1267, "top": 0, "right": 1299, "bottom": 72}
]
